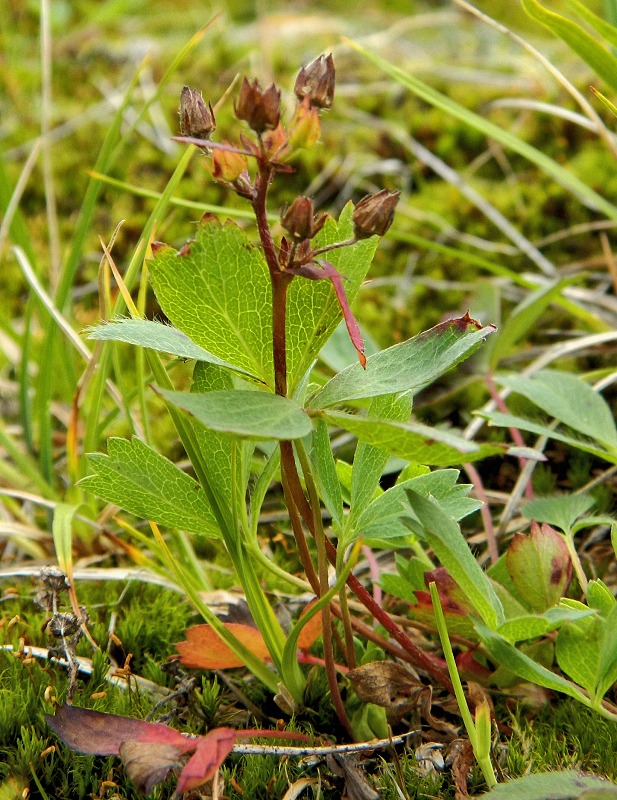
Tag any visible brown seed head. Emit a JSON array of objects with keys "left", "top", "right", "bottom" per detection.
[
  {"left": 281, "top": 196, "right": 327, "bottom": 241},
  {"left": 179, "top": 86, "right": 216, "bottom": 141},
  {"left": 352, "top": 189, "right": 400, "bottom": 239},
  {"left": 235, "top": 78, "right": 281, "bottom": 134},
  {"left": 294, "top": 54, "right": 335, "bottom": 109}
]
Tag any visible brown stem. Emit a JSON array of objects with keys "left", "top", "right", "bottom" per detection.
[
  {"left": 271, "top": 270, "right": 291, "bottom": 397},
  {"left": 280, "top": 442, "right": 320, "bottom": 594}
]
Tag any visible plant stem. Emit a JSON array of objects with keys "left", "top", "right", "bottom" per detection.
[
  {"left": 279, "top": 445, "right": 321, "bottom": 594},
  {"left": 295, "top": 440, "right": 354, "bottom": 736},
  {"left": 430, "top": 582, "right": 497, "bottom": 788}
]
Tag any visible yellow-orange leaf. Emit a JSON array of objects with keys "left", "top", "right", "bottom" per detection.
[{"left": 175, "top": 623, "right": 270, "bottom": 669}]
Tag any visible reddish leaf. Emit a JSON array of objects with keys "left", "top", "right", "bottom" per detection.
[
  {"left": 424, "top": 567, "right": 476, "bottom": 615},
  {"left": 175, "top": 623, "right": 270, "bottom": 669},
  {"left": 455, "top": 649, "right": 492, "bottom": 683},
  {"left": 506, "top": 521, "right": 572, "bottom": 612},
  {"left": 290, "top": 259, "right": 366, "bottom": 367},
  {"left": 119, "top": 740, "right": 185, "bottom": 793},
  {"left": 410, "top": 591, "right": 477, "bottom": 638},
  {"left": 45, "top": 705, "right": 189, "bottom": 756},
  {"left": 177, "top": 727, "right": 236, "bottom": 793}
]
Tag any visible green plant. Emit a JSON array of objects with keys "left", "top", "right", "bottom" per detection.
[{"left": 78, "top": 56, "right": 500, "bottom": 739}]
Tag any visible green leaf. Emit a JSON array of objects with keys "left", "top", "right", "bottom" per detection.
[
  {"left": 356, "top": 469, "right": 481, "bottom": 543},
  {"left": 476, "top": 622, "right": 589, "bottom": 702},
  {"left": 480, "top": 411, "right": 617, "bottom": 464},
  {"left": 496, "top": 371, "right": 617, "bottom": 450},
  {"left": 309, "top": 314, "right": 495, "bottom": 409},
  {"left": 405, "top": 490, "right": 504, "bottom": 628},
  {"left": 497, "top": 606, "right": 595, "bottom": 644},
  {"left": 346, "top": 38, "right": 617, "bottom": 221},
  {"left": 555, "top": 615, "right": 602, "bottom": 697},
  {"left": 81, "top": 437, "right": 219, "bottom": 537},
  {"left": 562, "top": 0, "right": 617, "bottom": 49},
  {"left": 522, "top": 0, "right": 617, "bottom": 95},
  {"left": 596, "top": 605, "right": 617, "bottom": 700},
  {"left": 480, "top": 770, "right": 617, "bottom": 800},
  {"left": 521, "top": 493, "right": 595, "bottom": 533},
  {"left": 86, "top": 318, "right": 259, "bottom": 379},
  {"left": 190, "top": 362, "right": 253, "bottom": 515},
  {"left": 322, "top": 410, "right": 503, "bottom": 466},
  {"left": 310, "top": 418, "right": 344, "bottom": 530},
  {"left": 52, "top": 503, "right": 81, "bottom": 576},
  {"left": 586, "top": 580, "right": 617, "bottom": 616},
  {"left": 157, "top": 388, "right": 312, "bottom": 440},
  {"left": 349, "top": 393, "right": 412, "bottom": 528},
  {"left": 149, "top": 220, "right": 274, "bottom": 386}
]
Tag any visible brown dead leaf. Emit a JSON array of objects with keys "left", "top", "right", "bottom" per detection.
[
  {"left": 326, "top": 753, "right": 380, "bottom": 800},
  {"left": 348, "top": 661, "right": 422, "bottom": 707},
  {"left": 120, "top": 740, "right": 185, "bottom": 793},
  {"left": 448, "top": 737, "right": 474, "bottom": 800},
  {"left": 418, "top": 686, "right": 460, "bottom": 738}
]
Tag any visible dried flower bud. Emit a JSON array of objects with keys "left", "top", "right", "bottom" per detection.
[
  {"left": 281, "top": 196, "right": 327, "bottom": 241},
  {"left": 352, "top": 189, "right": 400, "bottom": 239},
  {"left": 288, "top": 96, "right": 321, "bottom": 150},
  {"left": 179, "top": 86, "right": 216, "bottom": 141},
  {"left": 235, "top": 78, "right": 281, "bottom": 134},
  {"left": 210, "top": 144, "right": 249, "bottom": 183},
  {"left": 294, "top": 54, "right": 335, "bottom": 109}
]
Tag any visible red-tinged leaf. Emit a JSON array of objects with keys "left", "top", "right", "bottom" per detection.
[
  {"left": 291, "top": 259, "right": 366, "bottom": 367},
  {"left": 456, "top": 649, "right": 493, "bottom": 683},
  {"left": 45, "top": 705, "right": 189, "bottom": 756},
  {"left": 506, "top": 521, "right": 572, "bottom": 612},
  {"left": 176, "top": 623, "right": 270, "bottom": 669},
  {"left": 119, "top": 740, "right": 186, "bottom": 794},
  {"left": 411, "top": 591, "right": 477, "bottom": 638},
  {"left": 177, "top": 727, "right": 236, "bottom": 793},
  {"left": 424, "top": 567, "right": 476, "bottom": 615}
]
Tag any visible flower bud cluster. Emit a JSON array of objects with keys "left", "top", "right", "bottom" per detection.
[{"left": 178, "top": 55, "right": 399, "bottom": 256}]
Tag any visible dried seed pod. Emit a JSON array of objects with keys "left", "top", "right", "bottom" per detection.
[
  {"left": 352, "top": 189, "right": 400, "bottom": 239},
  {"left": 179, "top": 86, "right": 216, "bottom": 141},
  {"left": 294, "top": 54, "right": 335, "bottom": 109},
  {"left": 234, "top": 78, "right": 281, "bottom": 134}
]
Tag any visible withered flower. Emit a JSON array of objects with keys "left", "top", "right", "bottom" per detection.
[
  {"left": 179, "top": 86, "right": 216, "bottom": 141},
  {"left": 235, "top": 78, "right": 281, "bottom": 134},
  {"left": 352, "top": 189, "right": 400, "bottom": 239},
  {"left": 294, "top": 54, "right": 335, "bottom": 109},
  {"left": 281, "top": 196, "right": 327, "bottom": 241}
]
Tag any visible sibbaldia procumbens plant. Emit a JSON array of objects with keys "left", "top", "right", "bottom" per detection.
[{"left": 77, "top": 55, "right": 501, "bottom": 739}]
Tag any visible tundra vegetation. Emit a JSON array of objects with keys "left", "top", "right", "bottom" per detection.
[{"left": 1, "top": 2, "right": 617, "bottom": 798}]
